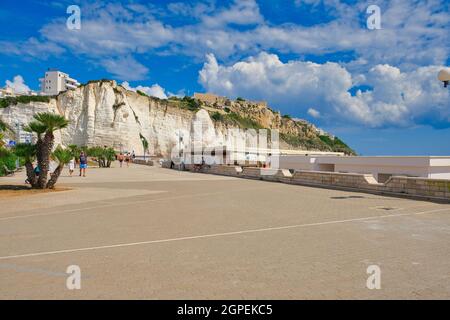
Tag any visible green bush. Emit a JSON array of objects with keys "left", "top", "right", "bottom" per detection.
[
  {"left": 87, "top": 146, "right": 116, "bottom": 168},
  {"left": 84, "top": 79, "right": 113, "bottom": 85},
  {"left": 224, "top": 107, "right": 231, "bottom": 113},
  {"left": 0, "top": 95, "right": 52, "bottom": 108},
  {"left": 319, "top": 135, "right": 356, "bottom": 155},
  {"left": 211, "top": 112, "right": 224, "bottom": 122},
  {"left": 168, "top": 96, "right": 201, "bottom": 112},
  {"left": 282, "top": 114, "right": 292, "bottom": 120},
  {"left": 0, "top": 148, "right": 18, "bottom": 176},
  {"left": 225, "top": 112, "right": 264, "bottom": 129},
  {"left": 136, "top": 90, "right": 148, "bottom": 97},
  {"left": 236, "top": 97, "right": 245, "bottom": 102}
]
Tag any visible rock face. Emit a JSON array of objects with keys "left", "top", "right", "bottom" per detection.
[{"left": 0, "top": 80, "right": 355, "bottom": 156}]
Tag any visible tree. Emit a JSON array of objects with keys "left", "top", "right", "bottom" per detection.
[
  {"left": 14, "top": 143, "right": 37, "bottom": 186},
  {"left": 46, "top": 146, "right": 72, "bottom": 189},
  {"left": 88, "top": 146, "right": 115, "bottom": 167},
  {"left": 67, "top": 144, "right": 80, "bottom": 158},
  {"left": 23, "top": 112, "right": 69, "bottom": 189},
  {"left": 0, "top": 117, "right": 18, "bottom": 176},
  {"left": 140, "top": 133, "right": 149, "bottom": 160}
]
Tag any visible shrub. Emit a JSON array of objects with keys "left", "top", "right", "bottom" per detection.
[
  {"left": 0, "top": 148, "right": 18, "bottom": 176},
  {"left": 236, "top": 97, "right": 245, "bottom": 102},
  {"left": 87, "top": 146, "right": 116, "bottom": 168},
  {"left": 0, "top": 95, "right": 52, "bottom": 108},
  {"left": 182, "top": 96, "right": 200, "bottom": 111},
  {"left": 136, "top": 90, "right": 148, "bottom": 97},
  {"left": 319, "top": 135, "right": 356, "bottom": 155},
  {"left": 211, "top": 112, "right": 224, "bottom": 122},
  {"left": 84, "top": 79, "right": 113, "bottom": 85},
  {"left": 167, "top": 96, "right": 201, "bottom": 112},
  {"left": 225, "top": 112, "right": 264, "bottom": 129}
]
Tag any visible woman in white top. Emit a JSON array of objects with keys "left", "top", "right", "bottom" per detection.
[{"left": 68, "top": 158, "right": 75, "bottom": 177}]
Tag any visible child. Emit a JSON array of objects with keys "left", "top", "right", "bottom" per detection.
[{"left": 68, "top": 158, "right": 75, "bottom": 177}]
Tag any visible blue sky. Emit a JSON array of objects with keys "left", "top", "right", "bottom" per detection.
[{"left": 0, "top": 0, "right": 449, "bottom": 155}]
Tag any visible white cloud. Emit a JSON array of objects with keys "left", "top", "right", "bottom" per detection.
[
  {"left": 121, "top": 81, "right": 168, "bottom": 99},
  {"left": 200, "top": 0, "right": 263, "bottom": 27},
  {"left": 3, "top": 0, "right": 448, "bottom": 72},
  {"left": 5, "top": 75, "right": 31, "bottom": 94},
  {"left": 307, "top": 108, "right": 321, "bottom": 118},
  {"left": 102, "top": 56, "right": 149, "bottom": 81},
  {"left": 199, "top": 52, "right": 450, "bottom": 128}
]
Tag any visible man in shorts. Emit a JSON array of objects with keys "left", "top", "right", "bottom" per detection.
[
  {"left": 79, "top": 151, "right": 87, "bottom": 177},
  {"left": 118, "top": 153, "right": 124, "bottom": 167}
]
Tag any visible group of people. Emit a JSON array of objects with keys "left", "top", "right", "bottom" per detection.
[
  {"left": 26, "top": 151, "right": 87, "bottom": 184},
  {"left": 117, "top": 152, "right": 135, "bottom": 168},
  {"left": 67, "top": 151, "right": 88, "bottom": 177},
  {"left": 26, "top": 150, "right": 138, "bottom": 184}
]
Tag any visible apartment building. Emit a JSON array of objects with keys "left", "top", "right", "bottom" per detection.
[
  {"left": 39, "top": 69, "right": 80, "bottom": 95},
  {"left": 0, "top": 87, "right": 15, "bottom": 98}
]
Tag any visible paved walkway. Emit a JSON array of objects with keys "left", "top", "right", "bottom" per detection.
[{"left": 0, "top": 164, "right": 449, "bottom": 299}]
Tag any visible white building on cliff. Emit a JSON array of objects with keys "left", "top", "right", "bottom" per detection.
[{"left": 39, "top": 69, "right": 80, "bottom": 95}]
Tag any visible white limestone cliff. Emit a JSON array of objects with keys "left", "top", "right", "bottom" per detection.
[
  {"left": 0, "top": 80, "right": 356, "bottom": 156},
  {"left": 0, "top": 81, "right": 228, "bottom": 156}
]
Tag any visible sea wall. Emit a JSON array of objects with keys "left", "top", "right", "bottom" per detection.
[{"left": 180, "top": 165, "right": 450, "bottom": 202}]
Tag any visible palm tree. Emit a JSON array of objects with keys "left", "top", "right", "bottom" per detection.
[
  {"left": 46, "top": 146, "right": 72, "bottom": 189},
  {"left": 140, "top": 133, "right": 149, "bottom": 160},
  {"left": 28, "top": 113, "right": 69, "bottom": 189},
  {"left": 87, "top": 146, "right": 115, "bottom": 167},
  {"left": 14, "top": 143, "right": 37, "bottom": 187},
  {"left": 67, "top": 144, "right": 80, "bottom": 158},
  {"left": 24, "top": 120, "right": 46, "bottom": 167}
]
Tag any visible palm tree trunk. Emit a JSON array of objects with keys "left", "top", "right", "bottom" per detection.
[
  {"left": 37, "top": 132, "right": 54, "bottom": 189},
  {"left": 25, "top": 161, "right": 38, "bottom": 188},
  {"left": 46, "top": 164, "right": 63, "bottom": 189}
]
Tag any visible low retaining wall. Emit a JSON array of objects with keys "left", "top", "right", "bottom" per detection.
[
  {"left": 189, "top": 165, "right": 450, "bottom": 202},
  {"left": 203, "top": 165, "right": 242, "bottom": 176},
  {"left": 133, "top": 159, "right": 154, "bottom": 166}
]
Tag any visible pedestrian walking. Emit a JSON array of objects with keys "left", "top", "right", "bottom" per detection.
[
  {"left": 79, "top": 151, "right": 87, "bottom": 177},
  {"left": 68, "top": 158, "right": 75, "bottom": 177},
  {"left": 118, "top": 153, "right": 124, "bottom": 167}
]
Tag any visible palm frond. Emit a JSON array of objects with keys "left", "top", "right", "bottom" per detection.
[
  {"left": 14, "top": 142, "right": 37, "bottom": 161},
  {"left": 33, "top": 112, "right": 69, "bottom": 132},
  {"left": 52, "top": 145, "right": 73, "bottom": 164},
  {"left": 24, "top": 121, "right": 47, "bottom": 134}
]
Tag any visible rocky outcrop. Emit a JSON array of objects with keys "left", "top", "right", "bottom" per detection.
[{"left": 0, "top": 80, "right": 355, "bottom": 156}]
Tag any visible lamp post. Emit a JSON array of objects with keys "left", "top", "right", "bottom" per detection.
[{"left": 438, "top": 69, "right": 450, "bottom": 88}]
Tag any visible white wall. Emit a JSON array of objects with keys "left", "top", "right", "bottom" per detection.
[{"left": 275, "top": 155, "right": 450, "bottom": 181}]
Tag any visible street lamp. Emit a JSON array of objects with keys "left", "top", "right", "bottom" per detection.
[{"left": 438, "top": 69, "right": 450, "bottom": 88}]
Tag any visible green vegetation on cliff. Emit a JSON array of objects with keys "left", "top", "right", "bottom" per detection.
[
  {"left": 280, "top": 132, "right": 356, "bottom": 155},
  {"left": 210, "top": 111, "right": 263, "bottom": 129},
  {"left": 0, "top": 95, "right": 52, "bottom": 108},
  {"left": 319, "top": 135, "right": 356, "bottom": 155},
  {"left": 167, "top": 96, "right": 201, "bottom": 112}
]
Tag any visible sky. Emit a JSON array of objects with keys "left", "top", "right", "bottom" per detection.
[{"left": 0, "top": 0, "right": 449, "bottom": 155}]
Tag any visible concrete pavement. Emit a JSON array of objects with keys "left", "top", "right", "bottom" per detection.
[{"left": 0, "top": 164, "right": 449, "bottom": 299}]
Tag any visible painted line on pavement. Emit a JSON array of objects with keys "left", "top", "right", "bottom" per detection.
[{"left": 0, "top": 207, "right": 448, "bottom": 261}]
